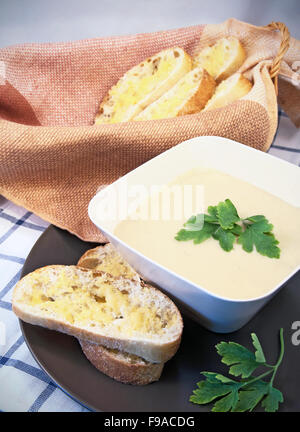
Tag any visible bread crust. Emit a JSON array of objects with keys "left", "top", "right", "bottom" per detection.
[
  {"left": 13, "top": 265, "right": 183, "bottom": 363},
  {"left": 134, "top": 67, "right": 216, "bottom": 121},
  {"left": 77, "top": 243, "right": 140, "bottom": 283},
  {"left": 204, "top": 73, "right": 252, "bottom": 111},
  {"left": 79, "top": 339, "right": 164, "bottom": 385},
  {"left": 178, "top": 68, "right": 216, "bottom": 116}
]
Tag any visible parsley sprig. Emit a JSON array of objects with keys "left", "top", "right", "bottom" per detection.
[
  {"left": 190, "top": 329, "right": 285, "bottom": 412},
  {"left": 175, "top": 199, "right": 280, "bottom": 258}
]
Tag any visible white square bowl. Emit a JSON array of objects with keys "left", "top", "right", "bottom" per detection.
[{"left": 88, "top": 136, "right": 300, "bottom": 333}]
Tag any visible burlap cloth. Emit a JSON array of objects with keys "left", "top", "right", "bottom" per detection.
[{"left": 0, "top": 18, "right": 299, "bottom": 242}]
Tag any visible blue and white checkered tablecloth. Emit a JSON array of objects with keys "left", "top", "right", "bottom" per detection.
[{"left": 0, "top": 109, "right": 299, "bottom": 412}]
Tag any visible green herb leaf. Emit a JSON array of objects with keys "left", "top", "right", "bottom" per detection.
[
  {"left": 261, "top": 387, "right": 284, "bottom": 412},
  {"left": 184, "top": 214, "right": 204, "bottom": 231},
  {"left": 212, "top": 227, "right": 236, "bottom": 252},
  {"left": 193, "top": 224, "right": 218, "bottom": 244},
  {"left": 216, "top": 341, "right": 263, "bottom": 378},
  {"left": 190, "top": 380, "right": 236, "bottom": 405},
  {"left": 175, "top": 200, "right": 280, "bottom": 259},
  {"left": 201, "top": 372, "right": 236, "bottom": 384},
  {"left": 205, "top": 205, "right": 219, "bottom": 223},
  {"left": 175, "top": 221, "right": 217, "bottom": 244},
  {"left": 251, "top": 333, "right": 266, "bottom": 363},
  {"left": 230, "top": 223, "right": 243, "bottom": 236},
  {"left": 174, "top": 229, "right": 197, "bottom": 242},
  {"left": 190, "top": 329, "right": 285, "bottom": 412},
  {"left": 212, "top": 389, "right": 239, "bottom": 412},
  {"left": 189, "top": 373, "right": 242, "bottom": 412},
  {"left": 232, "top": 380, "right": 268, "bottom": 412},
  {"left": 216, "top": 199, "right": 240, "bottom": 230},
  {"left": 238, "top": 216, "right": 280, "bottom": 258}
]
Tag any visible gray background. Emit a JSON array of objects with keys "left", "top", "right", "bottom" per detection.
[{"left": 0, "top": 0, "right": 299, "bottom": 47}]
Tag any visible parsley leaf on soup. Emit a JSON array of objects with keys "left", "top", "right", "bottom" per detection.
[
  {"left": 175, "top": 221, "right": 217, "bottom": 244},
  {"left": 212, "top": 227, "right": 236, "bottom": 252},
  {"left": 216, "top": 199, "right": 240, "bottom": 230},
  {"left": 175, "top": 200, "right": 280, "bottom": 259},
  {"left": 238, "top": 215, "right": 280, "bottom": 258}
]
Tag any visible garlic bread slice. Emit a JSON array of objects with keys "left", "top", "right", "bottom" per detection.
[
  {"left": 95, "top": 47, "right": 192, "bottom": 124},
  {"left": 204, "top": 73, "right": 252, "bottom": 111},
  {"left": 13, "top": 265, "right": 182, "bottom": 363},
  {"left": 134, "top": 67, "right": 216, "bottom": 121},
  {"left": 194, "top": 37, "right": 246, "bottom": 82}
]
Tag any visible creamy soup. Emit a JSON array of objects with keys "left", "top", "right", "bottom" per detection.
[{"left": 114, "top": 168, "right": 300, "bottom": 300}]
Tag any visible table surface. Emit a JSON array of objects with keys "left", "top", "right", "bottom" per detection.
[{"left": 0, "top": 1, "right": 300, "bottom": 412}]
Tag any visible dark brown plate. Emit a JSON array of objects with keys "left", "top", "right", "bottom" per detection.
[{"left": 20, "top": 225, "right": 300, "bottom": 411}]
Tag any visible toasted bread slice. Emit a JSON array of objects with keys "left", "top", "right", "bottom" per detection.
[
  {"left": 95, "top": 47, "right": 192, "bottom": 124},
  {"left": 77, "top": 244, "right": 140, "bottom": 283},
  {"left": 80, "top": 340, "right": 164, "bottom": 385},
  {"left": 134, "top": 67, "right": 216, "bottom": 121},
  {"left": 204, "top": 73, "right": 252, "bottom": 111},
  {"left": 13, "top": 265, "right": 182, "bottom": 363},
  {"left": 78, "top": 244, "right": 164, "bottom": 385},
  {"left": 194, "top": 37, "right": 246, "bottom": 82}
]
